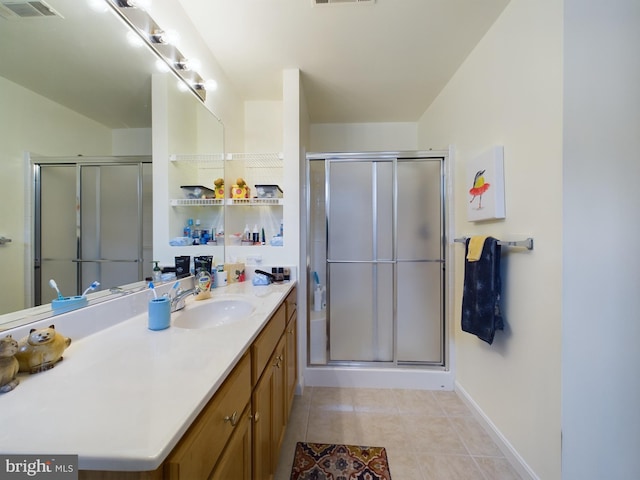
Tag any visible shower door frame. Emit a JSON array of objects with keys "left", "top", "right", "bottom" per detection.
[{"left": 307, "top": 150, "right": 448, "bottom": 370}]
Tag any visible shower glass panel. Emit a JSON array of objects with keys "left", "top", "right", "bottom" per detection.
[
  {"left": 40, "top": 166, "right": 77, "bottom": 302},
  {"left": 396, "top": 160, "right": 443, "bottom": 363},
  {"left": 327, "top": 160, "right": 394, "bottom": 363},
  {"left": 80, "top": 164, "right": 143, "bottom": 290}
]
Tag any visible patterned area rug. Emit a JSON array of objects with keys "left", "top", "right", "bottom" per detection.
[{"left": 290, "top": 442, "right": 392, "bottom": 480}]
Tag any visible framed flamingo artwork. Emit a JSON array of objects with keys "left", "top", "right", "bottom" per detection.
[{"left": 466, "top": 146, "right": 505, "bottom": 222}]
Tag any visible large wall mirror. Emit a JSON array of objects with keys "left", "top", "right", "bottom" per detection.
[{"left": 0, "top": 0, "right": 224, "bottom": 329}]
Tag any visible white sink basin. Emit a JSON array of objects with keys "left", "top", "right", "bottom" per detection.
[{"left": 172, "top": 298, "right": 255, "bottom": 329}]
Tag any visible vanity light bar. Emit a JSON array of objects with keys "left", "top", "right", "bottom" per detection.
[{"left": 104, "top": 0, "right": 214, "bottom": 102}]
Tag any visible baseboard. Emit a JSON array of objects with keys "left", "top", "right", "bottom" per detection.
[
  {"left": 455, "top": 381, "right": 540, "bottom": 480},
  {"left": 303, "top": 366, "right": 455, "bottom": 390}
]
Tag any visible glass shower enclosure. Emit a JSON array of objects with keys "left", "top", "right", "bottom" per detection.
[
  {"left": 33, "top": 157, "right": 152, "bottom": 305},
  {"left": 308, "top": 152, "right": 446, "bottom": 367}
]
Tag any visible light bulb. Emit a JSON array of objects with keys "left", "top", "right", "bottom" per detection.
[
  {"left": 88, "top": 0, "right": 109, "bottom": 12},
  {"left": 195, "top": 79, "right": 218, "bottom": 92},
  {"left": 155, "top": 59, "right": 170, "bottom": 72},
  {"left": 176, "top": 81, "right": 189, "bottom": 92},
  {"left": 151, "top": 29, "right": 179, "bottom": 45},
  {"left": 126, "top": 31, "right": 145, "bottom": 47},
  {"left": 177, "top": 58, "right": 201, "bottom": 71},
  {"left": 128, "top": 0, "right": 151, "bottom": 9}
]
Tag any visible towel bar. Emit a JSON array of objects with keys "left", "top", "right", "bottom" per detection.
[{"left": 453, "top": 236, "right": 533, "bottom": 250}]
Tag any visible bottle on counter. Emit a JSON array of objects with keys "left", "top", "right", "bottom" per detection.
[
  {"left": 152, "top": 261, "right": 162, "bottom": 283},
  {"left": 194, "top": 269, "right": 212, "bottom": 300}
]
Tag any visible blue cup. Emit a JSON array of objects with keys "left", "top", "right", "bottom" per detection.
[{"left": 148, "top": 297, "right": 170, "bottom": 330}]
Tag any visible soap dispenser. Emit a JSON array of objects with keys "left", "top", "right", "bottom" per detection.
[
  {"left": 152, "top": 261, "right": 162, "bottom": 283},
  {"left": 195, "top": 268, "right": 212, "bottom": 300}
]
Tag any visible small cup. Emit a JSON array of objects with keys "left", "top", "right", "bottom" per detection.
[{"left": 148, "top": 297, "right": 170, "bottom": 330}]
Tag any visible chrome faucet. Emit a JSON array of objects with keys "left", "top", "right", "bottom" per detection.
[{"left": 170, "top": 287, "right": 197, "bottom": 312}]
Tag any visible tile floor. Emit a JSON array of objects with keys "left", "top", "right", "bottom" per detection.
[{"left": 274, "top": 386, "right": 523, "bottom": 480}]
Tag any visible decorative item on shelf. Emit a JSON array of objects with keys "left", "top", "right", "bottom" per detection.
[
  {"left": 231, "top": 177, "right": 250, "bottom": 199},
  {"left": 0, "top": 335, "right": 20, "bottom": 393},
  {"left": 15, "top": 325, "right": 72, "bottom": 374},
  {"left": 181, "top": 185, "right": 216, "bottom": 199},
  {"left": 213, "top": 177, "right": 225, "bottom": 199}
]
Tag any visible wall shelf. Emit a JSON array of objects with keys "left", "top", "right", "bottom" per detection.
[
  {"left": 228, "top": 198, "right": 283, "bottom": 206},
  {"left": 170, "top": 154, "right": 225, "bottom": 163},
  {"left": 170, "top": 198, "right": 225, "bottom": 207}
]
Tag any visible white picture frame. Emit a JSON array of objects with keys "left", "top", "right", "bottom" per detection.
[{"left": 466, "top": 146, "right": 506, "bottom": 222}]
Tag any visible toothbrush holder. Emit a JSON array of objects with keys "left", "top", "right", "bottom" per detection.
[
  {"left": 148, "top": 297, "right": 170, "bottom": 331},
  {"left": 52, "top": 295, "right": 88, "bottom": 315}
]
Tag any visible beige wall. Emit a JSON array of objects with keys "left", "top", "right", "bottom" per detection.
[
  {"left": 309, "top": 122, "right": 418, "bottom": 152},
  {"left": 417, "top": 1, "right": 563, "bottom": 478},
  {"left": 0, "top": 76, "right": 113, "bottom": 314}
]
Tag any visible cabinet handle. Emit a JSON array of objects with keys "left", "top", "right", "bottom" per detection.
[
  {"left": 287, "top": 329, "right": 294, "bottom": 334},
  {"left": 251, "top": 411, "right": 260, "bottom": 423},
  {"left": 224, "top": 411, "right": 238, "bottom": 427}
]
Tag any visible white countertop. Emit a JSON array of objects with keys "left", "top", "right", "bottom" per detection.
[{"left": 0, "top": 280, "right": 295, "bottom": 472}]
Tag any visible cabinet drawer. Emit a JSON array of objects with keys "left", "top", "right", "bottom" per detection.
[
  {"left": 252, "top": 303, "right": 286, "bottom": 385},
  {"left": 165, "top": 353, "right": 251, "bottom": 480}
]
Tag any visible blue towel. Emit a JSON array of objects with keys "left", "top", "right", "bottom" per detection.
[{"left": 461, "top": 237, "right": 504, "bottom": 344}]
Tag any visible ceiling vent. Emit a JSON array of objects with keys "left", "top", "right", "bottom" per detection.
[
  {"left": 314, "top": 0, "right": 374, "bottom": 5},
  {"left": 0, "top": 0, "right": 62, "bottom": 18}
]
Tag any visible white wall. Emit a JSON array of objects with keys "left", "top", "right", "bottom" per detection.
[
  {"left": 112, "top": 128, "right": 152, "bottom": 156},
  {"left": 0, "top": 76, "right": 113, "bottom": 314},
  {"left": 150, "top": 0, "right": 244, "bottom": 152},
  {"left": 310, "top": 122, "right": 417, "bottom": 152},
  {"left": 562, "top": 1, "right": 640, "bottom": 478},
  {"left": 244, "top": 101, "right": 283, "bottom": 153},
  {"left": 417, "top": 1, "right": 563, "bottom": 478}
]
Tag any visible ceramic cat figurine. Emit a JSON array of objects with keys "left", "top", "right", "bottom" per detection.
[
  {"left": 16, "top": 325, "right": 71, "bottom": 374},
  {"left": 0, "top": 335, "right": 20, "bottom": 393}
]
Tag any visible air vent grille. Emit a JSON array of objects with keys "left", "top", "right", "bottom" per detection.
[
  {"left": 314, "top": 0, "right": 374, "bottom": 5},
  {"left": 0, "top": 1, "right": 61, "bottom": 18}
]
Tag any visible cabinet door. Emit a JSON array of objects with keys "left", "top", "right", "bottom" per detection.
[
  {"left": 209, "top": 406, "right": 252, "bottom": 480},
  {"left": 165, "top": 354, "right": 251, "bottom": 480},
  {"left": 252, "top": 336, "right": 287, "bottom": 480},
  {"left": 252, "top": 360, "right": 274, "bottom": 480},
  {"left": 285, "top": 314, "right": 297, "bottom": 420},
  {"left": 272, "top": 336, "right": 286, "bottom": 470}
]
